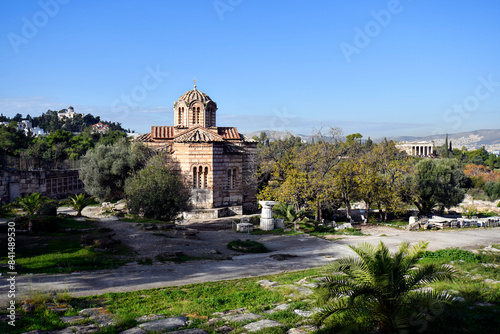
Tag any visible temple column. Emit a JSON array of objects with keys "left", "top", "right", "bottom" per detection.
[{"left": 259, "top": 201, "right": 278, "bottom": 231}]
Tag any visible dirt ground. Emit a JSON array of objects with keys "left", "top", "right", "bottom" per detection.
[{"left": 1, "top": 210, "right": 500, "bottom": 304}]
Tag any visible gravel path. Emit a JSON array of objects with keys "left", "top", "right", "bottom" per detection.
[{"left": 1, "top": 217, "right": 500, "bottom": 305}]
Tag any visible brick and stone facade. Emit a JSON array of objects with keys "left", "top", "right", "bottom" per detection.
[{"left": 134, "top": 84, "right": 258, "bottom": 215}]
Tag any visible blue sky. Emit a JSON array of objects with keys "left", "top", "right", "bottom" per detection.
[{"left": 1, "top": 0, "right": 499, "bottom": 138}]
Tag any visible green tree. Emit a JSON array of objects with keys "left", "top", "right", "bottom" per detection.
[
  {"left": 315, "top": 241, "right": 456, "bottom": 333},
  {"left": 0, "top": 122, "right": 33, "bottom": 156},
  {"left": 125, "top": 154, "right": 190, "bottom": 221},
  {"left": 272, "top": 202, "right": 310, "bottom": 224},
  {"left": 414, "top": 159, "right": 468, "bottom": 214},
  {"left": 79, "top": 139, "right": 150, "bottom": 202}
]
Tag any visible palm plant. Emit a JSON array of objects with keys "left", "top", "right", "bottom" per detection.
[
  {"left": 68, "top": 193, "right": 96, "bottom": 217},
  {"left": 16, "top": 192, "right": 51, "bottom": 216},
  {"left": 273, "top": 202, "right": 310, "bottom": 224},
  {"left": 315, "top": 241, "right": 457, "bottom": 333}
]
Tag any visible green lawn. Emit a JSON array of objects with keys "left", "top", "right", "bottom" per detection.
[{"left": 0, "top": 217, "right": 132, "bottom": 274}]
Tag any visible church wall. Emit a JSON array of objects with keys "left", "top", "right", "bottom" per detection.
[
  {"left": 241, "top": 142, "right": 258, "bottom": 212},
  {"left": 172, "top": 142, "right": 214, "bottom": 209}
]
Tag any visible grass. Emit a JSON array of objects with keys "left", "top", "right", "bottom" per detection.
[
  {"left": 0, "top": 217, "right": 132, "bottom": 274},
  {"left": 1, "top": 248, "right": 499, "bottom": 334}
]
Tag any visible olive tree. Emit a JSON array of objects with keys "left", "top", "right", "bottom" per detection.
[
  {"left": 125, "top": 154, "right": 190, "bottom": 221},
  {"left": 79, "top": 139, "right": 150, "bottom": 202}
]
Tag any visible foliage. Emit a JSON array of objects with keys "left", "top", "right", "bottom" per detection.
[
  {"left": 314, "top": 241, "right": 456, "bottom": 333},
  {"left": 79, "top": 139, "right": 150, "bottom": 202},
  {"left": 419, "top": 248, "right": 481, "bottom": 264},
  {"left": 125, "top": 154, "right": 190, "bottom": 221},
  {"left": 15, "top": 192, "right": 52, "bottom": 216},
  {"left": 0, "top": 122, "right": 33, "bottom": 156},
  {"left": 413, "top": 159, "right": 468, "bottom": 214},
  {"left": 67, "top": 193, "right": 97, "bottom": 217},
  {"left": 484, "top": 180, "right": 500, "bottom": 201},
  {"left": 273, "top": 202, "right": 310, "bottom": 224},
  {"left": 227, "top": 239, "right": 270, "bottom": 253}
]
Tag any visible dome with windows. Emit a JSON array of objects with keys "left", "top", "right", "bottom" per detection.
[{"left": 178, "top": 86, "right": 213, "bottom": 105}]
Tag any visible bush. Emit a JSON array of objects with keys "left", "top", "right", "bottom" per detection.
[
  {"left": 125, "top": 154, "right": 190, "bottom": 221},
  {"left": 35, "top": 202, "right": 58, "bottom": 217}
]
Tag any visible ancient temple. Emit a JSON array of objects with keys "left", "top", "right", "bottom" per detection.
[{"left": 133, "top": 82, "right": 258, "bottom": 216}]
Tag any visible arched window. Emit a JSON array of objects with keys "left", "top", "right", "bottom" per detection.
[
  {"left": 198, "top": 165, "right": 203, "bottom": 188},
  {"left": 227, "top": 168, "right": 237, "bottom": 189},
  {"left": 204, "top": 167, "right": 208, "bottom": 188},
  {"left": 193, "top": 167, "right": 197, "bottom": 188},
  {"left": 196, "top": 107, "right": 200, "bottom": 124}
]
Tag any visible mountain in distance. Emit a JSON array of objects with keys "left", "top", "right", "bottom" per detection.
[
  {"left": 245, "top": 129, "right": 500, "bottom": 152},
  {"left": 392, "top": 129, "right": 500, "bottom": 152},
  {"left": 244, "top": 130, "right": 314, "bottom": 143}
]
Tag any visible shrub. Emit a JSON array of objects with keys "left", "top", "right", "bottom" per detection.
[
  {"left": 125, "top": 154, "right": 190, "bottom": 221},
  {"left": 35, "top": 202, "right": 58, "bottom": 217}
]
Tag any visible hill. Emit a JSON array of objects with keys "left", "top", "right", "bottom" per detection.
[{"left": 392, "top": 129, "right": 500, "bottom": 152}]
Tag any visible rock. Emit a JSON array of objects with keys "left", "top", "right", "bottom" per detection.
[
  {"left": 215, "top": 325, "right": 234, "bottom": 333},
  {"left": 243, "top": 319, "right": 283, "bottom": 332},
  {"left": 264, "top": 303, "right": 290, "bottom": 314},
  {"left": 223, "top": 313, "right": 263, "bottom": 322},
  {"left": 168, "top": 329, "right": 209, "bottom": 334},
  {"left": 287, "top": 325, "right": 317, "bottom": 334},
  {"left": 119, "top": 328, "right": 147, "bottom": 334},
  {"left": 135, "top": 314, "right": 166, "bottom": 323},
  {"left": 78, "top": 307, "right": 115, "bottom": 327},
  {"left": 295, "top": 278, "right": 308, "bottom": 285},
  {"left": 60, "top": 315, "right": 85, "bottom": 324},
  {"left": 258, "top": 279, "right": 278, "bottom": 287},
  {"left": 454, "top": 296, "right": 466, "bottom": 302},
  {"left": 476, "top": 302, "right": 495, "bottom": 307},
  {"left": 484, "top": 279, "right": 500, "bottom": 284},
  {"left": 51, "top": 324, "right": 100, "bottom": 334},
  {"left": 138, "top": 316, "right": 188, "bottom": 332},
  {"left": 294, "top": 309, "right": 314, "bottom": 317}
]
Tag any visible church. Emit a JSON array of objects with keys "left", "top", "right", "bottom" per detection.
[{"left": 134, "top": 82, "right": 258, "bottom": 217}]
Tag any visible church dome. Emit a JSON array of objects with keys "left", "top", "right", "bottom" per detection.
[{"left": 178, "top": 86, "right": 213, "bottom": 105}]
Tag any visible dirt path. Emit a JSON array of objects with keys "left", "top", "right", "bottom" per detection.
[{"left": 2, "top": 217, "right": 500, "bottom": 305}]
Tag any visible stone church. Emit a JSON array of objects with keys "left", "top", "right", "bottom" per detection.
[{"left": 134, "top": 83, "right": 258, "bottom": 217}]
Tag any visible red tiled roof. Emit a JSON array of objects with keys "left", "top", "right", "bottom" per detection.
[
  {"left": 218, "top": 127, "right": 241, "bottom": 140},
  {"left": 151, "top": 126, "right": 175, "bottom": 139}
]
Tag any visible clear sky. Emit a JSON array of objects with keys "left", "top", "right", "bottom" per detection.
[{"left": 1, "top": 0, "right": 499, "bottom": 139}]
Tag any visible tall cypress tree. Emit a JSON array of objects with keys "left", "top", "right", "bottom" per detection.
[{"left": 444, "top": 134, "right": 449, "bottom": 157}]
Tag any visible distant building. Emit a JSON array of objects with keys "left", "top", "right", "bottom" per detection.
[
  {"left": 92, "top": 122, "right": 109, "bottom": 134},
  {"left": 57, "top": 106, "right": 81, "bottom": 119},
  {"left": 396, "top": 141, "right": 434, "bottom": 157},
  {"left": 0, "top": 120, "right": 45, "bottom": 136}
]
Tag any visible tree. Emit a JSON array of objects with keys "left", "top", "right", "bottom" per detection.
[
  {"left": 125, "top": 154, "right": 190, "bottom": 221},
  {"left": 67, "top": 193, "right": 97, "bottom": 217},
  {"left": 79, "top": 139, "right": 150, "bottom": 202},
  {"left": 314, "top": 241, "right": 456, "bottom": 333},
  {"left": 414, "top": 159, "right": 468, "bottom": 214},
  {"left": 273, "top": 202, "right": 310, "bottom": 224}
]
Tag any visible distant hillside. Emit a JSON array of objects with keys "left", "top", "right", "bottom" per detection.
[
  {"left": 392, "top": 129, "right": 500, "bottom": 152},
  {"left": 245, "top": 130, "right": 314, "bottom": 143},
  {"left": 245, "top": 129, "right": 500, "bottom": 152}
]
